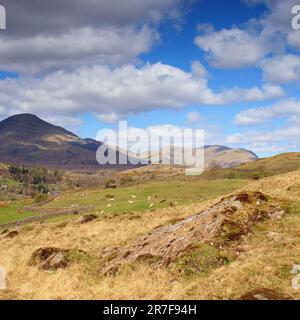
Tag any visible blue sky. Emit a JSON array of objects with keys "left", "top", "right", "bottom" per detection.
[{"left": 0, "top": 0, "right": 300, "bottom": 157}]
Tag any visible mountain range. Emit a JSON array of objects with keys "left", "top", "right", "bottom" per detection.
[{"left": 0, "top": 114, "right": 258, "bottom": 169}]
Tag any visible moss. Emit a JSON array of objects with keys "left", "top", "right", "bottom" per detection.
[
  {"left": 219, "top": 220, "right": 244, "bottom": 241},
  {"left": 171, "top": 244, "right": 230, "bottom": 277},
  {"left": 65, "top": 249, "right": 91, "bottom": 264}
]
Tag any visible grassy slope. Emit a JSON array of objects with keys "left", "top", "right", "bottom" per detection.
[
  {"left": 45, "top": 179, "right": 247, "bottom": 215},
  {"left": 1, "top": 152, "right": 299, "bottom": 225},
  {"left": 0, "top": 171, "right": 300, "bottom": 299},
  {"left": 0, "top": 178, "right": 19, "bottom": 187},
  {"left": 1, "top": 153, "right": 300, "bottom": 299},
  {"left": 0, "top": 179, "right": 247, "bottom": 225},
  {"left": 200, "top": 152, "right": 300, "bottom": 180},
  {"left": 0, "top": 199, "right": 37, "bottom": 225}
]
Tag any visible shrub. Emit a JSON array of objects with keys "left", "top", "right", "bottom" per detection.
[
  {"left": 34, "top": 193, "right": 48, "bottom": 203},
  {"left": 105, "top": 179, "right": 117, "bottom": 189},
  {"left": 120, "top": 176, "right": 134, "bottom": 185},
  {"left": 225, "top": 172, "right": 237, "bottom": 179}
]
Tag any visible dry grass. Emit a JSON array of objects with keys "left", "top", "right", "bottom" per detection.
[
  {"left": 0, "top": 200, "right": 215, "bottom": 300},
  {"left": 1, "top": 171, "right": 300, "bottom": 300},
  {"left": 244, "top": 170, "right": 300, "bottom": 201}
]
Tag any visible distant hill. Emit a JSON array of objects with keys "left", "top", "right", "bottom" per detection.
[
  {"left": 203, "top": 145, "right": 258, "bottom": 168},
  {"left": 236, "top": 152, "right": 300, "bottom": 176},
  {"left": 0, "top": 114, "right": 115, "bottom": 168},
  {"left": 139, "top": 145, "right": 258, "bottom": 169},
  {"left": 0, "top": 113, "right": 258, "bottom": 170},
  {"left": 199, "top": 152, "right": 300, "bottom": 180}
]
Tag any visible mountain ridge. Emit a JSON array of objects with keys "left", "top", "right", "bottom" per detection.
[{"left": 0, "top": 113, "right": 258, "bottom": 169}]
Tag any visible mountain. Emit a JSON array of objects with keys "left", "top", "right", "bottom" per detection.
[
  {"left": 203, "top": 145, "right": 258, "bottom": 168},
  {"left": 0, "top": 114, "right": 107, "bottom": 168},
  {"left": 139, "top": 145, "right": 258, "bottom": 169},
  {"left": 0, "top": 114, "right": 258, "bottom": 169}
]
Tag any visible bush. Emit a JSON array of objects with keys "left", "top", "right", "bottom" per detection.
[
  {"left": 120, "top": 176, "right": 134, "bottom": 185},
  {"left": 225, "top": 172, "right": 237, "bottom": 179},
  {"left": 105, "top": 179, "right": 117, "bottom": 189},
  {"left": 37, "top": 184, "right": 49, "bottom": 194},
  {"left": 34, "top": 193, "right": 48, "bottom": 203}
]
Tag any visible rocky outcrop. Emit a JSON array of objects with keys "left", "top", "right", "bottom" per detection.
[
  {"left": 29, "top": 247, "right": 88, "bottom": 270},
  {"left": 239, "top": 288, "right": 292, "bottom": 300},
  {"left": 3, "top": 230, "right": 19, "bottom": 239},
  {"left": 78, "top": 214, "right": 98, "bottom": 224},
  {"left": 101, "top": 192, "right": 285, "bottom": 274}
]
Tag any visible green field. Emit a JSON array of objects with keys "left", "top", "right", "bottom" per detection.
[
  {"left": 0, "top": 178, "right": 19, "bottom": 187},
  {"left": 0, "top": 203, "right": 36, "bottom": 225},
  {"left": 45, "top": 179, "right": 248, "bottom": 216},
  {"left": 0, "top": 179, "right": 248, "bottom": 225}
]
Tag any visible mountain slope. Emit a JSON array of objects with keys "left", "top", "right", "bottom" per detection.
[
  {"left": 0, "top": 114, "right": 105, "bottom": 168},
  {"left": 204, "top": 145, "right": 258, "bottom": 168},
  {"left": 140, "top": 145, "right": 258, "bottom": 169},
  {"left": 0, "top": 114, "right": 258, "bottom": 169}
]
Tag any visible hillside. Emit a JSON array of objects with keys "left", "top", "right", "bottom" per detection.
[
  {"left": 133, "top": 145, "right": 258, "bottom": 170},
  {"left": 236, "top": 152, "right": 300, "bottom": 176},
  {"left": 1, "top": 170, "right": 300, "bottom": 299},
  {"left": 203, "top": 145, "right": 258, "bottom": 168},
  {"left": 0, "top": 114, "right": 258, "bottom": 170},
  {"left": 198, "top": 152, "right": 300, "bottom": 180},
  {"left": 0, "top": 114, "right": 134, "bottom": 169}
]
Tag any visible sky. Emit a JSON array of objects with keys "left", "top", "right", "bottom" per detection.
[{"left": 0, "top": 0, "right": 300, "bottom": 157}]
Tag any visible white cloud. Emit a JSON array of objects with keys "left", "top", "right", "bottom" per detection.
[
  {"left": 96, "top": 112, "right": 120, "bottom": 124},
  {"left": 0, "top": 27, "right": 157, "bottom": 74},
  {"left": 227, "top": 126, "right": 300, "bottom": 145},
  {"left": 261, "top": 55, "right": 300, "bottom": 84},
  {"left": 2, "top": 0, "right": 184, "bottom": 36},
  {"left": 288, "top": 31, "right": 300, "bottom": 51},
  {"left": 194, "top": 28, "right": 268, "bottom": 68},
  {"left": 0, "top": 0, "right": 184, "bottom": 74},
  {"left": 234, "top": 98, "right": 300, "bottom": 126},
  {"left": 186, "top": 111, "right": 203, "bottom": 124},
  {"left": 219, "top": 83, "right": 284, "bottom": 103},
  {"left": 195, "top": 0, "right": 300, "bottom": 71},
  {"left": 191, "top": 60, "right": 208, "bottom": 78},
  {"left": 0, "top": 63, "right": 284, "bottom": 123}
]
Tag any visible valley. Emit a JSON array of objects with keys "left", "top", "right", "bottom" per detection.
[{"left": 0, "top": 151, "right": 300, "bottom": 300}]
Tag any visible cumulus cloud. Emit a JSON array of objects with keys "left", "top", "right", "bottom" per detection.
[
  {"left": 227, "top": 126, "right": 300, "bottom": 145},
  {"left": 195, "top": 28, "right": 268, "bottom": 68},
  {"left": 186, "top": 111, "right": 203, "bottom": 124},
  {"left": 0, "top": 62, "right": 284, "bottom": 123},
  {"left": 0, "top": 0, "right": 184, "bottom": 73},
  {"left": 219, "top": 83, "right": 284, "bottom": 103},
  {"left": 96, "top": 112, "right": 120, "bottom": 124},
  {"left": 191, "top": 60, "right": 209, "bottom": 78},
  {"left": 2, "top": 0, "right": 183, "bottom": 36},
  {"left": 0, "top": 26, "right": 157, "bottom": 74},
  {"left": 234, "top": 98, "right": 300, "bottom": 126},
  {"left": 227, "top": 113, "right": 300, "bottom": 154},
  {"left": 195, "top": 0, "right": 300, "bottom": 69},
  {"left": 288, "top": 31, "right": 300, "bottom": 51},
  {"left": 261, "top": 55, "right": 300, "bottom": 84}
]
